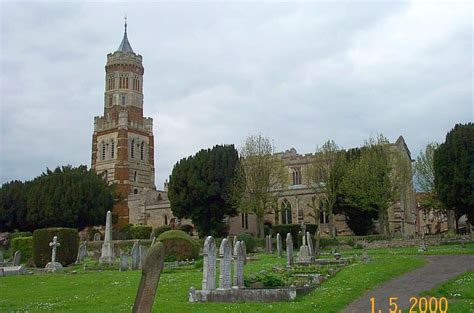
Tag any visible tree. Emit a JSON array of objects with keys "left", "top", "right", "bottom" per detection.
[
  {"left": 168, "top": 145, "right": 241, "bottom": 237},
  {"left": 0, "top": 180, "right": 31, "bottom": 231},
  {"left": 305, "top": 140, "right": 345, "bottom": 237},
  {"left": 237, "top": 135, "right": 286, "bottom": 238},
  {"left": 434, "top": 123, "right": 474, "bottom": 230}
]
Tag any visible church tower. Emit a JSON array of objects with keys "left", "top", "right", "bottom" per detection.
[{"left": 92, "top": 20, "right": 155, "bottom": 227}]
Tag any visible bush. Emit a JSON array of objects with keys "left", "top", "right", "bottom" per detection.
[
  {"left": 320, "top": 237, "right": 339, "bottom": 248},
  {"left": 10, "top": 231, "right": 33, "bottom": 240},
  {"left": 33, "top": 228, "right": 79, "bottom": 267},
  {"left": 130, "top": 225, "right": 152, "bottom": 239},
  {"left": 179, "top": 224, "right": 194, "bottom": 236},
  {"left": 153, "top": 225, "right": 172, "bottom": 238},
  {"left": 237, "top": 233, "right": 256, "bottom": 253},
  {"left": 10, "top": 236, "right": 33, "bottom": 263},
  {"left": 157, "top": 230, "right": 199, "bottom": 261}
]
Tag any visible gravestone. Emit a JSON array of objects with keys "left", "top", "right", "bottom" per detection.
[
  {"left": 233, "top": 241, "right": 244, "bottom": 288},
  {"left": 139, "top": 245, "right": 148, "bottom": 270},
  {"left": 151, "top": 236, "right": 156, "bottom": 247},
  {"left": 99, "top": 211, "right": 114, "bottom": 265},
  {"left": 45, "top": 236, "right": 63, "bottom": 272},
  {"left": 131, "top": 240, "right": 140, "bottom": 270},
  {"left": 75, "top": 241, "right": 87, "bottom": 263},
  {"left": 12, "top": 250, "right": 21, "bottom": 266},
  {"left": 240, "top": 240, "right": 247, "bottom": 265},
  {"left": 202, "top": 236, "right": 216, "bottom": 290},
  {"left": 268, "top": 235, "right": 273, "bottom": 254},
  {"left": 286, "top": 233, "right": 293, "bottom": 267},
  {"left": 362, "top": 250, "right": 371, "bottom": 264},
  {"left": 132, "top": 242, "right": 165, "bottom": 313},
  {"left": 233, "top": 236, "right": 237, "bottom": 253},
  {"left": 296, "top": 227, "right": 314, "bottom": 264},
  {"left": 120, "top": 252, "right": 129, "bottom": 271},
  {"left": 94, "top": 233, "right": 101, "bottom": 241},
  {"left": 218, "top": 238, "right": 232, "bottom": 290},
  {"left": 314, "top": 229, "right": 321, "bottom": 258},
  {"left": 276, "top": 233, "right": 282, "bottom": 258},
  {"left": 307, "top": 232, "right": 313, "bottom": 256}
]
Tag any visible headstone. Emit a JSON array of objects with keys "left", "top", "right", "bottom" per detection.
[
  {"left": 286, "top": 233, "right": 293, "bottom": 267},
  {"left": 314, "top": 229, "right": 321, "bottom": 258},
  {"left": 45, "top": 236, "right": 63, "bottom": 272},
  {"left": 307, "top": 232, "right": 313, "bottom": 256},
  {"left": 151, "top": 236, "right": 156, "bottom": 247},
  {"left": 132, "top": 240, "right": 140, "bottom": 270},
  {"left": 233, "top": 236, "right": 237, "bottom": 251},
  {"left": 139, "top": 245, "right": 148, "bottom": 270},
  {"left": 362, "top": 250, "right": 371, "bottom": 264},
  {"left": 240, "top": 240, "right": 247, "bottom": 265},
  {"left": 233, "top": 241, "right": 244, "bottom": 288},
  {"left": 276, "top": 233, "right": 282, "bottom": 258},
  {"left": 120, "top": 252, "right": 129, "bottom": 271},
  {"left": 202, "top": 236, "right": 216, "bottom": 290},
  {"left": 94, "top": 233, "right": 101, "bottom": 241},
  {"left": 132, "top": 242, "right": 165, "bottom": 313},
  {"left": 296, "top": 228, "right": 314, "bottom": 264},
  {"left": 218, "top": 238, "right": 232, "bottom": 290},
  {"left": 268, "top": 235, "right": 273, "bottom": 254},
  {"left": 75, "top": 241, "right": 88, "bottom": 264},
  {"left": 12, "top": 250, "right": 21, "bottom": 266},
  {"left": 99, "top": 211, "right": 114, "bottom": 265}
]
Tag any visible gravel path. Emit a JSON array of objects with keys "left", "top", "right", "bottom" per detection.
[{"left": 342, "top": 254, "right": 474, "bottom": 313}]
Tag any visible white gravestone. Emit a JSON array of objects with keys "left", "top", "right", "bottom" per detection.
[
  {"left": 131, "top": 240, "right": 140, "bottom": 270},
  {"left": 99, "top": 210, "right": 114, "bottom": 265},
  {"left": 12, "top": 250, "right": 21, "bottom": 266},
  {"left": 233, "top": 241, "right": 244, "bottom": 288},
  {"left": 276, "top": 233, "right": 283, "bottom": 258},
  {"left": 94, "top": 233, "right": 101, "bottom": 241},
  {"left": 218, "top": 238, "right": 232, "bottom": 290},
  {"left": 45, "top": 236, "right": 63, "bottom": 272},
  {"left": 286, "top": 233, "right": 293, "bottom": 267},
  {"left": 202, "top": 236, "right": 216, "bottom": 290},
  {"left": 307, "top": 232, "right": 313, "bottom": 256},
  {"left": 120, "top": 252, "right": 129, "bottom": 271},
  {"left": 139, "top": 245, "right": 148, "bottom": 269}
]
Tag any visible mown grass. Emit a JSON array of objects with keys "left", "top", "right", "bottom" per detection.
[{"left": 0, "top": 253, "right": 424, "bottom": 312}]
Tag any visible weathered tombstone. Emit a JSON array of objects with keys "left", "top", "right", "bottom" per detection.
[
  {"left": 131, "top": 240, "right": 140, "bottom": 270},
  {"left": 286, "top": 233, "right": 293, "bottom": 267},
  {"left": 45, "top": 236, "right": 63, "bottom": 272},
  {"left": 202, "top": 236, "right": 216, "bottom": 290},
  {"left": 296, "top": 225, "right": 314, "bottom": 264},
  {"left": 75, "top": 241, "right": 87, "bottom": 264},
  {"left": 218, "top": 238, "right": 232, "bottom": 289},
  {"left": 139, "top": 245, "right": 148, "bottom": 270},
  {"left": 99, "top": 211, "right": 114, "bottom": 265},
  {"left": 233, "top": 236, "right": 237, "bottom": 251},
  {"left": 120, "top": 252, "right": 129, "bottom": 271},
  {"left": 307, "top": 232, "right": 313, "bottom": 256},
  {"left": 132, "top": 242, "right": 165, "bottom": 313},
  {"left": 12, "top": 250, "right": 21, "bottom": 266},
  {"left": 233, "top": 241, "right": 244, "bottom": 288},
  {"left": 94, "top": 233, "right": 101, "bottom": 241},
  {"left": 240, "top": 240, "right": 247, "bottom": 265},
  {"left": 151, "top": 236, "right": 156, "bottom": 247},
  {"left": 276, "top": 233, "right": 282, "bottom": 258},
  {"left": 268, "top": 234, "right": 273, "bottom": 254}
]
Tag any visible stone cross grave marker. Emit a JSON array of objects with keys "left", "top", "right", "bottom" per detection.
[
  {"left": 100, "top": 210, "right": 114, "bottom": 265},
  {"left": 94, "top": 233, "right": 101, "bottom": 241},
  {"left": 131, "top": 240, "right": 140, "bottom": 270},
  {"left": 240, "top": 240, "right": 247, "bottom": 265},
  {"left": 307, "top": 232, "right": 313, "bottom": 256},
  {"left": 13, "top": 250, "right": 21, "bottom": 266},
  {"left": 132, "top": 242, "right": 165, "bottom": 313},
  {"left": 120, "top": 252, "right": 129, "bottom": 271},
  {"left": 276, "top": 233, "right": 282, "bottom": 258},
  {"left": 233, "top": 241, "right": 244, "bottom": 288},
  {"left": 45, "top": 236, "right": 63, "bottom": 272},
  {"left": 286, "top": 233, "right": 293, "bottom": 267},
  {"left": 218, "top": 238, "right": 232, "bottom": 289},
  {"left": 202, "top": 236, "right": 216, "bottom": 290}
]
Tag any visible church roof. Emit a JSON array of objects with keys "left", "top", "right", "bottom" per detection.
[{"left": 117, "top": 20, "right": 134, "bottom": 53}]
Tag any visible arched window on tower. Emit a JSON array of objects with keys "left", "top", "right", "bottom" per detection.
[
  {"left": 101, "top": 141, "right": 106, "bottom": 161},
  {"left": 292, "top": 168, "right": 302, "bottom": 185},
  {"left": 140, "top": 141, "right": 145, "bottom": 161},
  {"left": 111, "top": 140, "right": 115, "bottom": 159},
  {"left": 280, "top": 199, "right": 292, "bottom": 224},
  {"left": 131, "top": 139, "right": 135, "bottom": 158}
]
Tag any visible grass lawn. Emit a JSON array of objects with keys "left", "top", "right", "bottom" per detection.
[{"left": 0, "top": 253, "right": 425, "bottom": 312}]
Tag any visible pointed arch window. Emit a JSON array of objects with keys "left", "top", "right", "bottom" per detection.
[
  {"left": 131, "top": 139, "right": 135, "bottom": 158},
  {"left": 281, "top": 200, "right": 292, "bottom": 224},
  {"left": 111, "top": 140, "right": 115, "bottom": 159},
  {"left": 292, "top": 168, "right": 302, "bottom": 185},
  {"left": 140, "top": 141, "right": 145, "bottom": 161},
  {"left": 101, "top": 141, "right": 106, "bottom": 161}
]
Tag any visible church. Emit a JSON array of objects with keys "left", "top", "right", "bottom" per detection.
[{"left": 92, "top": 24, "right": 417, "bottom": 236}]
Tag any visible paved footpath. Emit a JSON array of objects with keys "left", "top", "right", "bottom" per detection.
[{"left": 342, "top": 255, "right": 474, "bottom": 313}]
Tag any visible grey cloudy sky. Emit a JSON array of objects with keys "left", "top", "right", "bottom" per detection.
[{"left": 1, "top": 1, "right": 472, "bottom": 189}]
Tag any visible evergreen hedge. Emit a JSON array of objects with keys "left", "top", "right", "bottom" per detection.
[
  {"left": 10, "top": 231, "right": 33, "bottom": 240},
  {"left": 33, "top": 228, "right": 79, "bottom": 267},
  {"left": 153, "top": 225, "right": 172, "bottom": 238},
  {"left": 157, "top": 230, "right": 199, "bottom": 261},
  {"left": 10, "top": 236, "right": 33, "bottom": 263},
  {"left": 130, "top": 225, "right": 152, "bottom": 239}
]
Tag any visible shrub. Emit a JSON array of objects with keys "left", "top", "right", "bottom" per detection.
[
  {"left": 157, "top": 230, "right": 199, "bottom": 261},
  {"left": 10, "top": 231, "right": 33, "bottom": 240},
  {"left": 179, "top": 224, "right": 194, "bottom": 236},
  {"left": 320, "top": 237, "right": 339, "bottom": 248},
  {"left": 130, "top": 225, "right": 152, "bottom": 239},
  {"left": 10, "top": 236, "right": 33, "bottom": 263},
  {"left": 153, "top": 225, "right": 172, "bottom": 238},
  {"left": 33, "top": 228, "right": 79, "bottom": 267},
  {"left": 237, "top": 233, "right": 256, "bottom": 253}
]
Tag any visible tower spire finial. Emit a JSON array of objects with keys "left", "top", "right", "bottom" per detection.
[{"left": 124, "top": 15, "right": 127, "bottom": 33}]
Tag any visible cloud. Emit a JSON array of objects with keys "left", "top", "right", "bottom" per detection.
[{"left": 1, "top": 1, "right": 472, "bottom": 189}]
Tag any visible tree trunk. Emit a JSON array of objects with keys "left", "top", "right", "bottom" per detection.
[
  {"left": 328, "top": 205, "right": 335, "bottom": 238},
  {"left": 447, "top": 209, "right": 455, "bottom": 233},
  {"left": 256, "top": 216, "right": 265, "bottom": 238}
]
